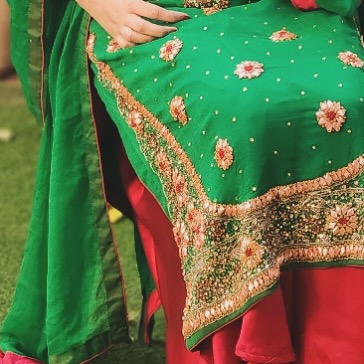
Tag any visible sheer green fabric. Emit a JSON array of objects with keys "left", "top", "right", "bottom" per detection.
[{"left": 1, "top": 2, "right": 130, "bottom": 363}]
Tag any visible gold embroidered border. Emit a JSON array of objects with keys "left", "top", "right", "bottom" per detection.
[
  {"left": 87, "top": 33, "right": 364, "bottom": 343},
  {"left": 184, "top": 242, "right": 364, "bottom": 335}
]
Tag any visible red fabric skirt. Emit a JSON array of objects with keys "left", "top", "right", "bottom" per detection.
[
  {"left": 116, "top": 145, "right": 364, "bottom": 364},
  {"left": 2, "top": 114, "right": 364, "bottom": 364}
]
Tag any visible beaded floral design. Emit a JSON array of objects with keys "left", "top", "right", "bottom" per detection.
[
  {"left": 171, "top": 169, "right": 189, "bottom": 206},
  {"left": 327, "top": 205, "right": 359, "bottom": 236},
  {"left": 106, "top": 39, "right": 122, "bottom": 53},
  {"left": 159, "top": 38, "right": 183, "bottom": 62},
  {"left": 316, "top": 101, "right": 346, "bottom": 133},
  {"left": 203, "top": 6, "right": 222, "bottom": 15},
  {"left": 338, "top": 51, "right": 364, "bottom": 68},
  {"left": 173, "top": 221, "right": 190, "bottom": 258},
  {"left": 238, "top": 237, "right": 265, "bottom": 269},
  {"left": 184, "top": 0, "right": 228, "bottom": 11},
  {"left": 270, "top": 29, "right": 298, "bottom": 42},
  {"left": 127, "top": 111, "right": 143, "bottom": 132},
  {"left": 215, "top": 138, "right": 234, "bottom": 170},
  {"left": 156, "top": 152, "right": 172, "bottom": 174},
  {"left": 169, "top": 96, "right": 188, "bottom": 125},
  {"left": 87, "top": 33, "right": 364, "bottom": 348},
  {"left": 186, "top": 205, "right": 206, "bottom": 249},
  {"left": 234, "top": 61, "right": 264, "bottom": 79}
]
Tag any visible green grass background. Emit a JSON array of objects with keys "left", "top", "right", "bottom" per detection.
[{"left": 0, "top": 80, "right": 166, "bottom": 363}]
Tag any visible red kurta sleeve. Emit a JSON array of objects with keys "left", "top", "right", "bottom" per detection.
[{"left": 291, "top": 0, "right": 318, "bottom": 10}]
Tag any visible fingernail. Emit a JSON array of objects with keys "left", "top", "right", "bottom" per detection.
[{"left": 167, "top": 27, "right": 178, "bottom": 32}]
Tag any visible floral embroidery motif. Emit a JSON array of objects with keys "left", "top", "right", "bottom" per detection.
[
  {"left": 156, "top": 151, "right": 172, "bottom": 174},
  {"left": 270, "top": 29, "right": 298, "bottom": 42},
  {"left": 234, "top": 61, "right": 264, "bottom": 79},
  {"left": 316, "top": 100, "right": 346, "bottom": 133},
  {"left": 127, "top": 111, "right": 143, "bottom": 133},
  {"left": 171, "top": 169, "right": 189, "bottom": 206},
  {"left": 338, "top": 51, "right": 364, "bottom": 68},
  {"left": 238, "top": 237, "right": 265, "bottom": 269},
  {"left": 169, "top": 96, "right": 188, "bottom": 125},
  {"left": 159, "top": 38, "right": 183, "bottom": 62},
  {"left": 186, "top": 203, "right": 206, "bottom": 249},
  {"left": 215, "top": 138, "right": 234, "bottom": 170},
  {"left": 87, "top": 33, "right": 364, "bottom": 348},
  {"left": 327, "top": 205, "right": 359, "bottom": 236},
  {"left": 106, "top": 39, "right": 121, "bottom": 53},
  {"left": 173, "top": 221, "right": 190, "bottom": 258}
]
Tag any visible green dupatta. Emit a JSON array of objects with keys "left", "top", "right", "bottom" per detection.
[{"left": 1, "top": 1, "right": 130, "bottom": 362}]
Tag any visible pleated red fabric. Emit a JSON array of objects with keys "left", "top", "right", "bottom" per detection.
[
  {"left": 117, "top": 144, "right": 364, "bottom": 364},
  {"left": 3, "top": 114, "right": 364, "bottom": 363}
]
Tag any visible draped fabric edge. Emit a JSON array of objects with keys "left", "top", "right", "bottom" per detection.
[
  {"left": 143, "top": 290, "right": 162, "bottom": 344},
  {"left": 46, "top": 12, "right": 132, "bottom": 363},
  {"left": 0, "top": 3, "right": 131, "bottom": 363}
]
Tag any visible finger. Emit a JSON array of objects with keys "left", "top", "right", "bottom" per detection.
[
  {"left": 135, "top": 2, "right": 190, "bottom": 23},
  {"left": 128, "top": 14, "right": 177, "bottom": 38},
  {"left": 120, "top": 26, "right": 157, "bottom": 44},
  {"left": 115, "top": 34, "right": 136, "bottom": 49}
]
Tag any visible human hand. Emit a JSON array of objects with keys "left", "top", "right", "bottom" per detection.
[{"left": 77, "top": 0, "right": 190, "bottom": 48}]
